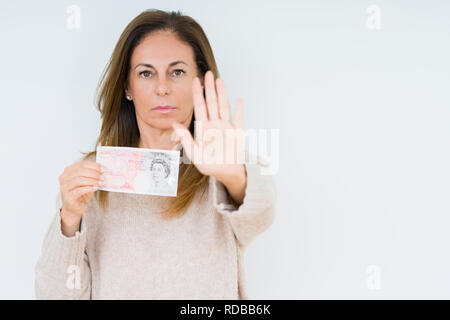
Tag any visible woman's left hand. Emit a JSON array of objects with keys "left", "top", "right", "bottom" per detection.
[{"left": 172, "top": 70, "right": 247, "bottom": 201}]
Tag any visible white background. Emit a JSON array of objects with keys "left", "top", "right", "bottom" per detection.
[{"left": 1, "top": 0, "right": 449, "bottom": 299}]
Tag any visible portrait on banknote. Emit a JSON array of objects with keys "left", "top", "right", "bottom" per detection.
[{"left": 96, "top": 146, "right": 180, "bottom": 197}]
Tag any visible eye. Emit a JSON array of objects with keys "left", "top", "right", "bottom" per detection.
[
  {"left": 139, "top": 71, "right": 151, "bottom": 78},
  {"left": 172, "top": 69, "right": 185, "bottom": 77},
  {"left": 139, "top": 69, "right": 185, "bottom": 79}
]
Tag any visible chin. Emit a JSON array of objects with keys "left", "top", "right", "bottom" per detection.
[{"left": 147, "top": 118, "right": 178, "bottom": 129}]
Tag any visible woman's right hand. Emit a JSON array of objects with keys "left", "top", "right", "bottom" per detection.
[{"left": 58, "top": 160, "right": 104, "bottom": 233}]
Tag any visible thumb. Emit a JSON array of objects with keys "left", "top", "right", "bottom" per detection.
[{"left": 172, "top": 122, "right": 196, "bottom": 163}]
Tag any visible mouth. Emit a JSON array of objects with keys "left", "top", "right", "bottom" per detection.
[
  {"left": 153, "top": 105, "right": 176, "bottom": 110},
  {"left": 153, "top": 105, "right": 176, "bottom": 113}
]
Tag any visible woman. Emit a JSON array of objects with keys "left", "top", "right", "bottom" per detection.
[{"left": 35, "top": 9, "right": 276, "bottom": 300}]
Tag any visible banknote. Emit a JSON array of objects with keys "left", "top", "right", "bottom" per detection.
[{"left": 95, "top": 146, "right": 180, "bottom": 197}]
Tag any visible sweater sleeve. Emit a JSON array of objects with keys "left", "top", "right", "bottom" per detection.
[
  {"left": 212, "top": 154, "right": 277, "bottom": 247},
  {"left": 34, "top": 191, "right": 92, "bottom": 299}
]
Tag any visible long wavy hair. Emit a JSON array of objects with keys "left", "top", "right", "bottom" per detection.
[{"left": 81, "top": 9, "right": 221, "bottom": 219}]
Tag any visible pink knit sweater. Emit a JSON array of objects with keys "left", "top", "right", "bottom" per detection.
[{"left": 34, "top": 152, "right": 276, "bottom": 299}]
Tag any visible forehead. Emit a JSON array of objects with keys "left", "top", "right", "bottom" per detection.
[{"left": 130, "top": 31, "right": 195, "bottom": 67}]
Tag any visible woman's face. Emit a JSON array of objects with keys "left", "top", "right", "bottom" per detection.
[
  {"left": 125, "top": 30, "right": 202, "bottom": 131},
  {"left": 151, "top": 163, "right": 166, "bottom": 181}
]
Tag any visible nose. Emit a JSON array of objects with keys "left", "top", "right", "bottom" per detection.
[
  {"left": 156, "top": 87, "right": 169, "bottom": 96},
  {"left": 155, "top": 77, "right": 170, "bottom": 96}
]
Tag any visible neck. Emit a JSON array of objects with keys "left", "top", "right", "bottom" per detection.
[
  {"left": 136, "top": 113, "right": 193, "bottom": 150},
  {"left": 138, "top": 127, "right": 178, "bottom": 150},
  {"left": 137, "top": 116, "right": 190, "bottom": 150}
]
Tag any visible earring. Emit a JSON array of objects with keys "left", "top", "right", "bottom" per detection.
[{"left": 126, "top": 95, "right": 132, "bottom": 100}]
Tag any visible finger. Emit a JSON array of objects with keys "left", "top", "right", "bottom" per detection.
[
  {"left": 65, "top": 160, "right": 103, "bottom": 177},
  {"left": 233, "top": 97, "right": 244, "bottom": 129},
  {"left": 172, "top": 122, "right": 199, "bottom": 164},
  {"left": 80, "top": 160, "right": 103, "bottom": 172},
  {"left": 204, "top": 70, "right": 219, "bottom": 120},
  {"left": 61, "top": 168, "right": 103, "bottom": 187},
  {"left": 65, "top": 176, "right": 102, "bottom": 193},
  {"left": 64, "top": 177, "right": 101, "bottom": 194},
  {"left": 192, "top": 77, "right": 208, "bottom": 122},
  {"left": 72, "top": 186, "right": 98, "bottom": 199},
  {"left": 64, "top": 167, "right": 103, "bottom": 182},
  {"left": 216, "top": 78, "right": 231, "bottom": 122}
]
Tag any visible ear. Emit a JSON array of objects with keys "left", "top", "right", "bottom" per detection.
[{"left": 124, "top": 79, "right": 131, "bottom": 96}]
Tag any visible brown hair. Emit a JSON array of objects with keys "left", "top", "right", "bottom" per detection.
[{"left": 81, "top": 9, "right": 221, "bottom": 219}]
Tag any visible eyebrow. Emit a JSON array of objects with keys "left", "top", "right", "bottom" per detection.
[{"left": 134, "top": 60, "right": 188, "bottom": 70}]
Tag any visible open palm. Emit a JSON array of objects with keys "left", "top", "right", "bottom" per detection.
[{"left": 172, "top": 70, "right": 246, "bottom": 184}]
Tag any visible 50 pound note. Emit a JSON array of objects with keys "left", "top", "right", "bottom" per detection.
[{"left": 95, "top": 146, "right": 180, "bottom": 197}]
